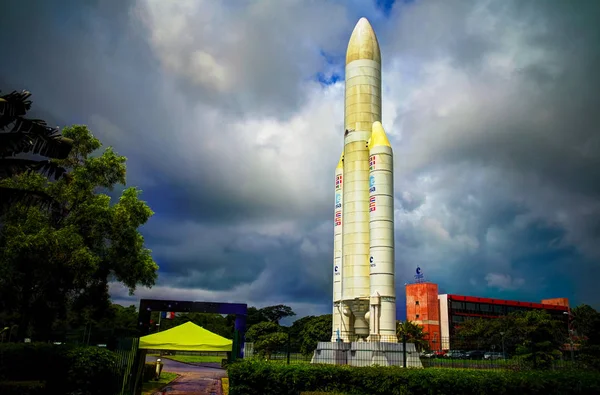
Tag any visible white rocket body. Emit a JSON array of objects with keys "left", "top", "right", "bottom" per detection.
[{"left": 332, "top": 17, "right": 396, "bottom": 343}]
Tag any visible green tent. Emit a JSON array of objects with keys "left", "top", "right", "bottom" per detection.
[{"left": 139, "top": 321, "right": 232, "bottom": 352}]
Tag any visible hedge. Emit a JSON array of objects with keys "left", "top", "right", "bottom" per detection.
[
  {"left": 227, "top": 360, "right": 600, "bottom": 395},
  {"left": 0, "top": 381, "right": 46, "bottom": 395},
  {"left": 0, "top": 343, "right": 120, "bottom": 395}
]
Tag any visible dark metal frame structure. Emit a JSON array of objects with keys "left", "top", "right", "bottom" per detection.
[{"left": 132, "top": 299, "right": 247, "bottom": 395}]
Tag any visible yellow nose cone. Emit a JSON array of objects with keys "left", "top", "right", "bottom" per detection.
[
  {"left": 346, "top": 17, "right": 381, "bottom": 65},
  {"left": 369, "top": 121, "right": 391, "bottom": 148}
]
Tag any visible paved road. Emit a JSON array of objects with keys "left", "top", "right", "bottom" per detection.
[{"left": 146, "top": 355, "right": 226, "bottom": 395}]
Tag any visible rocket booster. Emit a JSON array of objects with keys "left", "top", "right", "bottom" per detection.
[{"left": 332, "top": 17, "right": 396, "bottom": 343}]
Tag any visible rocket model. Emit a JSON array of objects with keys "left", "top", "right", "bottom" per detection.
[{"left": 332, "top": 17, "right": 396, "bottom": 343}]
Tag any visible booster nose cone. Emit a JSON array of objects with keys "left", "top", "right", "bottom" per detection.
[{"left": 346, "top": 17, "right": 381, "bottom": 65}]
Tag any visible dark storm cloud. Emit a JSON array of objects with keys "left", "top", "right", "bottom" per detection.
[
  {"left": 378, "top": 0, "right": 600, "bottom": 307},
  {"left": 2, "top": 0, "right": 600, "bottom": 317}
]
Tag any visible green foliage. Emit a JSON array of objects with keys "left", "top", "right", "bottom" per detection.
[
  {"left": 511, "top": 310, "right": 565, "bottom": 368},
  {"left": 246, "top": 321, "right": 282, "bottom": 342},
  {"left": 299, "top": 314, "right": 332, "bottom": 356},
  {"left": 572, "top": 304, "right": 600, "bottom": 340},
  {"left": 0, "top": 124, "right": 158, "bottom": 339},
  {"left": 0, "top": 342, "right": 57, "bottom": 381},
  {"left": 396, "top": 320, "right": 430, "bottom": 352},
  {"left": 260, "top": 305, "right": 296, "bottom": 324},
  {"left": 453, "top": 309, "right": 566, "bottom": 363},
  {"left": 246, "top": 321, "right": 286, "bottom": 359},
  {"left": 246, "top": 305, "right": 296, "bottom": 327},
  {"left": 572, "top": 304, "right": 600, "bottom": 370},
  {"left": 57, "top": 346, "right": 120, "bottom": 395},
  {"left": 255, "top": 332, "right": 289, "bottom": 360},
  {"left": 0, "top": 90, "right": 73, "bottom": 215},
  {"left": 0, "top": 343, "right": 119, "bottom": 395},
  {"left": 228, "top": 360, "right": 600, "bottom": 395},
  {"left": 0, "top": 381, "right": 46, "bottom": 395}
]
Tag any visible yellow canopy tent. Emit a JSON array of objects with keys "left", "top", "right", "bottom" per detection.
[{"left": 139, "top": 321, "right": 232, "bottom": 352}]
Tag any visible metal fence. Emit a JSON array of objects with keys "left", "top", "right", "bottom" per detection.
[
  {"left": 243, "top": 335, "right": 592, "bottom": 371},
  {"left": 113, "top": 337, "right": 139, "bottom": 395}
]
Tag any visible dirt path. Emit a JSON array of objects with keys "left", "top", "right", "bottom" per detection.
[{"left": 147, "top": 355, "right": 226, "bottom": 395}]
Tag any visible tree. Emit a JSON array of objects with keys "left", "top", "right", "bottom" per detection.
[
  {"left": 299, "top": 314, "right": 332, "bottom": 356},
  {"left": 246, "top": 321, "right": 282, "bottom": 342},
  {"left": 259, "top": 305, "right": 296, "bottom": 324},
  {"left": 512, "top": 310, "right": 564, "bottom": 367},
  {"left": 0, "top": 125, "right": 158, "bottom": 340},
  {"left": 572, "top": 304, "right": 600, "bottom": 370},
  {"left": 452, "top": 310, "right": 566, "bottom": 367},
  {"left": 245, "top": 321, "right": 285, "bottom": 360},
  {"left": 255, "top": 332, "right": 288, "bottom": 360},
  {"left": 396, "top": 320, "right": 430, "bottom": 352},
  {"left": 572, "top": 304, "right": 600, "bottom": 340},
  {"left": 246, "top": 307, "right": 267, "bottom": 328},
  {"left": 0, "top": 90, "right": 73, "bottom": 213},
  {"left": 288, "top": 315, "right": 318, "bottom": 352}
]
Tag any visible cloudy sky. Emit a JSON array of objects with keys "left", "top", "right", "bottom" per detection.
[{"left": 2, "top": 0, "right": 599, "bottom": 321}]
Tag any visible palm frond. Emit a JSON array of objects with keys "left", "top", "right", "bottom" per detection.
[
  {"left": 0, "top": 120, "right": 73, "bottom": 159},
  {"left": 0, "top": 90, "right": 32, "bottom": 128},
  {"left": 1, "top": 90, "right": 72, "bottom": 159},
  {"left": 0, "top": 158, "right": 67, "bottom": 180}
]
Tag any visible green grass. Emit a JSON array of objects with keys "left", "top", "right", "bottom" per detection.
[
  {"left": 301, "top": 393, "right": 347, "bottom": 395},
  {"left": 165, "top": 354, "right": 225, "bottom": 364},
  {"left": 141, "top": 372, "right": 178, "bottom": 395}
]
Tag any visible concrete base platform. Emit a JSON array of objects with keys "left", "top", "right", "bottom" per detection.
[{"left": 311, "top": 341, "right": 423, "bottom": 368}]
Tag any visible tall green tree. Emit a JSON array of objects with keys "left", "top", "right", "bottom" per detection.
[
  {"left": 0, "top": 90, "right": 72, "bottom": 213},
  {"left": 299, "top": 314, "right": 332, "bottom": 356},
  {"left": 0, "top": 125, "right": 158, "bottom": 339},
  {"left": 245, "top": 321, "right": 286, "bottom": 360}
]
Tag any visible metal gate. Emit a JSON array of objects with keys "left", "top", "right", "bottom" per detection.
[{"left": 114, "top": 337, "right": 139, "bottom": 395}]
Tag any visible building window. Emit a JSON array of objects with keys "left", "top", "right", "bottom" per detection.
[
  {"left": 415, "top": 301, "right": 419, "bottom": 305},
  {"left": 416, "top": 314, "right": 420, "bottom": 319}
]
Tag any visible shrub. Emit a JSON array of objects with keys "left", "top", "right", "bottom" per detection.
[
  {"left": 227, "top": 360, "right": 600, "bottom": 395},
  {"left": 55, "top": 346, "right": 120, "bottom": 395},
  {"left": 0, "top": 381, "right": 46, "bottom": 395},
  {"left": 0, "top": 342, "right": 59, "bottom": 381},
  {"left": 0, "top": 343, "right": 120, "bottom": 395}
]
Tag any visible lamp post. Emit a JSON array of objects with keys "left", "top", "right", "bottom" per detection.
[
  {"left": 499, "top": 331, "right": 505, "bottom": 359},
  {"left": 563, "top": 311, "right": 575, "bottom": 362}
]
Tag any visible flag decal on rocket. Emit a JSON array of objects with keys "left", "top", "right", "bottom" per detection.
[
  {"left": 369, "top": 196, "right": 376, "bottom": 212},
  {"left": 335, "top": 210, "right": 342, "bottom": 226},
  {"left": 369, "top": 155, "right": 376, "bottom": 170},
  {"left": 336, "top": 175, "right": 343, "bottom": 190}
]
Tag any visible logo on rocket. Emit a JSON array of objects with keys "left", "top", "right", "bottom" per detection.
[
  {"left": 335, "top": 193, "right": 342, "bottom": 208},
  {"left": 369, "top": 176, "right": 376, "bottom": 193}
]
